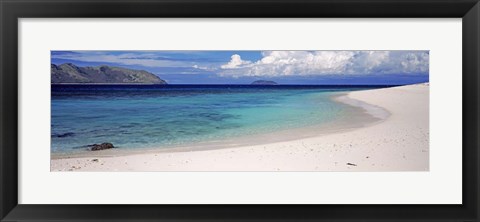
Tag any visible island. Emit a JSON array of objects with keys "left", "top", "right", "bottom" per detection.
[
  {"left": 51, "top": 63, "right": 167, "bottom": 84},
  {"left": 250, "top": 80, "right": 278, "bottom": 85}
]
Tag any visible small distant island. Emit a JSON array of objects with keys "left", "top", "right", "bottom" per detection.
[
  {"left": 251, "top": 80, "right": 278, "bottom": 85},
  {"left": 51, "top": 63, "right": 167, "bottom": 84}
]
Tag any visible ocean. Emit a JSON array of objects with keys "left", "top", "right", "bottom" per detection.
[{"left": 51, "top": 84, "right": 389, "bottom": 154}]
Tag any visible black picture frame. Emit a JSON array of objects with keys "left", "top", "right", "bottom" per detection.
[{"left": 1, "top": 0, "right": 479, "bottom": 221}]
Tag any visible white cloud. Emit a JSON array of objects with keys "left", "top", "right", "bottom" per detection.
[
  {"left": 220, "top": 54, "right": 252, "bottom": 69},
  {"left": 351, "top": 51, "right": 390, "bottom": 72},
  {"left": 400, "top": 52, "right": 430, "bottom": 73},
  {"left": 219, "top": 51, "right": 429, "bottom": 77},
  {"left": 192, "top": 64, "right": 215, "bottom": 71}
]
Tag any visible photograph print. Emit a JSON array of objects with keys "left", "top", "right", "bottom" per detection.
[{"left": 50, "top": 50, "right": 429, "bottom": 172}]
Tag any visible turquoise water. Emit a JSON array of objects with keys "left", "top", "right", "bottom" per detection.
[{"left": 51, "top": 85, "right": 385, "bottom": 153}]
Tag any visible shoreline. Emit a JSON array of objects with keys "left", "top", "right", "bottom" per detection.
[
  {"left": 51, "top": 91, "right": 387, "bottom": 159},
  {"left": 51, "top": 84, "right": 429, "bottom": 171}
]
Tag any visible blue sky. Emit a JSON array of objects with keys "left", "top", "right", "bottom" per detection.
[{"left": 51, "top": 50, "right": 429, "bottom": 85}]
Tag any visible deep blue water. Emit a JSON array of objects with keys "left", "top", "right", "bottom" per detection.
[{"left": 51, "top": 84, "right": 391, "bottom": 153}]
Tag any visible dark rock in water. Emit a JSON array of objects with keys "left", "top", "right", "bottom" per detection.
[
  {"left": 52, "top": 132, "right": 75, "bottom": 138},
  {"left": 251, "top": 80, "right": 278, "bottom": 85},
  {"left": 88, "top": 143, "right": 115, "bottom": 151}
]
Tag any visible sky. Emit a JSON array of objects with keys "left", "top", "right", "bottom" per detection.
[{"left": 51, "top": 50, "right": 429, "bottom": 85}]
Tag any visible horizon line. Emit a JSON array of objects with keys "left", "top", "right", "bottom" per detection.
[{"left": 51, "top": 83, "right": 422, "bottom": 86}]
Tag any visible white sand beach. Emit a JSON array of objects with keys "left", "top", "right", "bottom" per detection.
[{"left": 51, "top": 84, "right": 429, "bottom": 172}]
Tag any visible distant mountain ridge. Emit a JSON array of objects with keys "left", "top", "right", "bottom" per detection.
[
  {"left": 251, "top": 80, "right": 278, "bottom": 85},
  {"left": 51, "top": 63, "right": 167, "bottom": 84}
]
